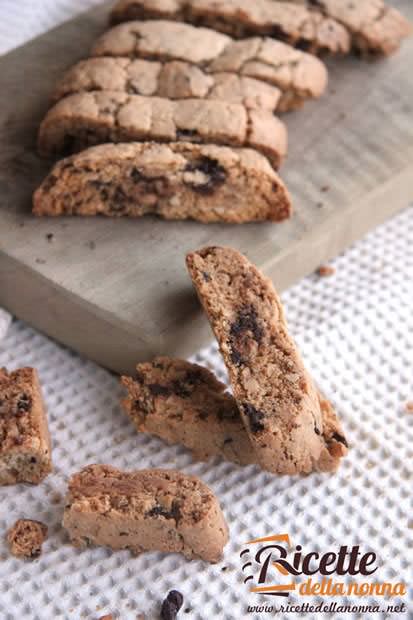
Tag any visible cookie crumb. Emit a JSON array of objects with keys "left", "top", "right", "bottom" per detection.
[
  {"left": 221, "top": 566, "right": 228, "bottom": 571},
  {"left": 321, "top": 185, "right": 330, "bottom": 192},
  {"left": 317, "top": 265, "right": 336, "bottom": 277},
  {"left": 316, "top": 202, "right": 324, "bottom": 208},
  {"left": 35, "top": 258, "right": 46, "bottom": 265},
  {"left": 46, "top": 233, "right": 54, "bottom": 242},
  {"left": 161, "top": 590, "right": 184, "bottom": 620},
  {"left": 98, "top": 615, "right": 113, "bottom": 620},
  {"left": 405, "top": 402, "right": 413, "bottom": 413},
  {"left": 88, "top": 240, "right": 96, "bottom": 250},
  {"left": 7, "top": 519, "right": 48, "bottom": 559}
]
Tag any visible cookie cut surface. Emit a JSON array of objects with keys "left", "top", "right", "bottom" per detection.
[
  {"left": 109, "top": 0, "right": 351, "bottom": 54},
  {"left": 63, "top": 465, "right": 229, "bottom": 563},
  {"left": 7, "top": 519, "right": 48, "bottom": 559},
  {"left": 37, "top": 92, "right": 287, "bottom": 169},
  {"left": 186, "top": 246, "right": 338, "bottom": 475},
  {"left": 33, "top": 142, "right": 291, "bottom": 223},
  {"left": 0, "top": 368, "right": 52, "bottom": 485}
]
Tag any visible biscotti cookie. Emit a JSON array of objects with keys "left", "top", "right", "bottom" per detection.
[
  {"left": 91, "top": 22, "right": 328, "bottom": 110},
  {"left": 110, "top": 0, "right": 351, "bottom": 54},
  {"left": 278, "top": 0, "right": 412, "bottom": 55},
  {"left": 63, "top": 465, "right": 228, "bottom": 563},
  {"left": 7, "top": 519, "right": 48, "bottom": 559},
  {"left": 0, "top": 368, "right": 52, "bottom": 485},
  {"left": 122, "top": 357, "right": 256, "bottom": 465},
  {"left": 53, "top": 58, "right": 282, "bottom": 113},
  {"left": 186, "top": 247, "right": 328, "bottom": 475},
  {"left": 122, "top": 357, "right": 347, "bottom": 471},
  {"left": 37, "top": 92, "right": 288, "bottom": 168},
  {"left": 33, "top": 143, "right": 291, "bottom": 223}
]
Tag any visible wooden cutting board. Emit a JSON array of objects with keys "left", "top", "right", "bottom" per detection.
[{"left": 0, "top": 1, "right": 412, "bottom": 375}]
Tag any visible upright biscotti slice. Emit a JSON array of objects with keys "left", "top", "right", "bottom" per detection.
[
  {"left": 92, "top": 22, "right": 327, "bottom": 110},
  {"left": 37, "top": 92, "right": 287, "bottom": 169},
  {"left": 109, "top": 0, "right": 350, "bottom": 54},
  {"left": 122, "top": 357, "right": 256, "bottom": 465},
  {"left": 0, "top": 368, "right": 52, "bottom": 485},
  {"left": 52, "top": 58, "right": 282, "bottom": 113},
  {"left": 33, "top": 143, "right": 291, "bottom": 223},
  {"left": 122, "top": 357, "right": 347, "bottom": 471},
  {"left": 278, "top": 0, "right": 412, "bottom": 55},
  {"left": 186, "top": 247, "right": 328, "bottom": 475},
  {"left": 63, "top": 465, "right": 229, "bottom": 563}
]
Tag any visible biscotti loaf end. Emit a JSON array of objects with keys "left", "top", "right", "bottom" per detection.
[{"left": 0, "top": 367, "right": 52, "bottom": 485}]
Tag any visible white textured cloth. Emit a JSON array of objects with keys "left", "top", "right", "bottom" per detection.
[
  {"left": 0, "top": 3, "right": 412, "bottom": 620},
  {"left": 0, "top": 309, "right": 12, "bottom": 342}
]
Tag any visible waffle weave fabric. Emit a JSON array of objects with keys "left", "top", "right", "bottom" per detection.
[{"left": 0, "top": 2, "right": 412, "bottom": 620}]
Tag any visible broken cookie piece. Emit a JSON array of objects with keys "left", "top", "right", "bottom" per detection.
[
  {"left": 7, "top": 519, "right": 48, "bottom": 558},
  {"left": 121, "top": 357, "right": 256, "bottom": 465},
  {"left": 33, "top": 142, "right": 291, "bottom": 223},
  {"left": 186, "top": 246, "right": 341, "bottom": 475},
  {"left": 0, "top": 367, "right": 52, "bottom": 485},
  {"left": 122, "top": 357, "right": 347, "bottom": 472},
  {"left": 63, "top": 465, "right": 229, "bottom": 563}
]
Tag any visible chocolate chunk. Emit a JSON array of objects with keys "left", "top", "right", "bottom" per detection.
[
  {"left": 230, "top": 306, "right": 263, "bottom": 344},
  {"left": 184, "top": 157, "right": 227, "bottom": 195},
  {"left": 242, "top": 403, "right": 265, "bottom": 433},
  {"left": 17, "top": 394, "right": 32, "bottom": 413},
  {"left": 130, "top": 167, "right": 143, "bottom": 183},
  {"left": 147, "top": 500, "right": 181, "bottom": 522},
  {"left": 148, "top": 384, "right": 171, "bottom": 397},
  {"left": 331, "top": 432, "right": 349, "bottom": 448},
  {"left": 160, "top": 590, "right": 184, "bottom": 620}
]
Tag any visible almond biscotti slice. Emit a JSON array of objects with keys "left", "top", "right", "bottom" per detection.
[
  {"left": 109, "top": 0, "right": 350, "bottom": 55},
  {"left": 122, "top": 357, "right": 347, "bottom": 472},
  {"left": 122, "top": 357, "right": 256, "bottom": 466},
  {"left": 52, "top": 58, "right": 282, "bottom": 113},
  {"left": 33, "top": 143, "right": 291, "bottom": 223},
  {"left": 63, "top": 465, "right": 229, "bottom": 563},
  {"left": 277, "top": 0, "right": 412, "bottom": 55},
  {"left": 37, "top": 92, "right": 288, "bottom": 169},
  {"left": 186, "top": 247, "right": 331, "bottom": 475},
  {"left": 0, "top": 368, "right": 52, "bottom": 485},
  {"left": 91, "top": 22, "right": 328, "bottom": 111}
]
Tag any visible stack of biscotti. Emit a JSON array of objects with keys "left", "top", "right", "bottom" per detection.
[
  {"left": 33, "top": 0, "right": 410, "bottom": 222},
  {"left": 122, "top": 247, "right": 349, "bottom": 475}
]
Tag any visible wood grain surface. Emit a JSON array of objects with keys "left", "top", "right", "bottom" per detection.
[{"left": 0, "top": 1, "right": 412, "bottom": 374}]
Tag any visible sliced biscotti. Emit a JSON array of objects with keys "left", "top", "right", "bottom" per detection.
[
  {"left": 122, "top": 357, "right": 347, "bottom": 471},
  {"left": 52, "top": 58, "right": 282, "bottom": 113},
  {"left": 37, "top": 92, "right": 288, "bottom": 169},
  {"left": 122, "top": 357, "right": 256, "bottom": 466},
  {"left": 109, "top": 0, "right": 351, "bottom": 55},
  {"left": 0, "top": 368, "right": 52, "bottom": 485},
  {"left": 91, "top": 21, "right": 328, "bottom": 110},
  {"left": 63, "top": 465, "right": 229, "bottom": 563},
  {"left": 279, "top": 0, "right": 412, "bottom": 55},
  {"left": 186, "top": 247, "right": 329, "bottom": 475},
  {"left": 33, "top": 143, "right": 291, "bottom": 223}
]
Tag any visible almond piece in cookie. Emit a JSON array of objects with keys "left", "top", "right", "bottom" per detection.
[
  {"left": 33, "top": 142, "right": 291, "bottom": 223},
  {"left": 63, "top": 465, "right": 229, "bottom": 563},
  {"left": 0, "top": 368, "right": 52, "bottom": 485},
  {"left": 186, "top": 246, "right": 334, "bottom": 475}
]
